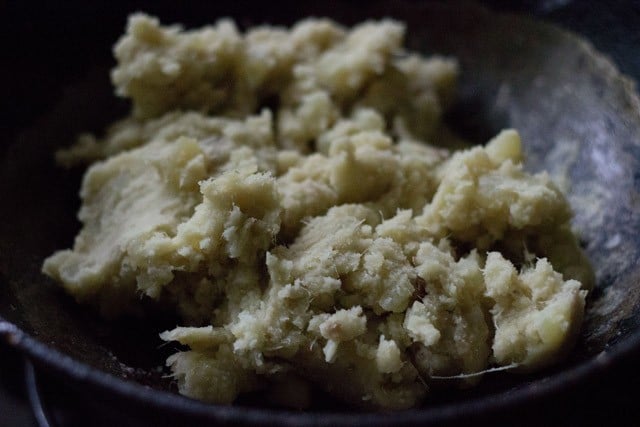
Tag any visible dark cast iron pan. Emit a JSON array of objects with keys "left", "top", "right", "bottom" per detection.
[{"left": 1, "top": 1, "right": 640, "bottom": 425}]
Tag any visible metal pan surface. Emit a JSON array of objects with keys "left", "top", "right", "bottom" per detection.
[{"left": 1, "top": 1, "right": 640, "bottom": 425}]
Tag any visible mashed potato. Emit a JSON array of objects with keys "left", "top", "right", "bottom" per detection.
[{"left": 43, "top": 14, "right": 593, "bottom": 409}]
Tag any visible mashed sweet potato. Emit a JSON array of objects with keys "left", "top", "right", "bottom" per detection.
[{"left": 43, "top": 14, "right": 593, "bottom": 409}]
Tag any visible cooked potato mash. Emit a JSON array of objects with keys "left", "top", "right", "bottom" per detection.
[{"left": 43, "top": 14, "right": 594, "bottom": 409}]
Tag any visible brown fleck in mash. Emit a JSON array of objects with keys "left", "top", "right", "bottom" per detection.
[{"left": 43, "top": 14, "right": 594, "bottom": 409}]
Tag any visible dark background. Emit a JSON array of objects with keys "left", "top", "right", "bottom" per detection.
[{"left": 1, "top": 1, "right": 640, "bottom": 426}]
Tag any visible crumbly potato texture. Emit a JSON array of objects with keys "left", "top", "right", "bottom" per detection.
[{"left": 43, "top": 14, "right": 594, "bottom": 409}]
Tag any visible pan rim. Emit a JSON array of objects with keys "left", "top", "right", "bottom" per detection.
[{"left": 2, "top": 316, "right": 639, "bottom": 425}]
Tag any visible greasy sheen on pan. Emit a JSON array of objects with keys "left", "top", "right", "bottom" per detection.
[{"left": 43, "top": 14, "right": 594, "bottom": 409}]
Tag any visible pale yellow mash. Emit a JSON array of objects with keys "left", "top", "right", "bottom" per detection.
[{"left": 43, "top": 14, "right": 594, "bottom": 409}]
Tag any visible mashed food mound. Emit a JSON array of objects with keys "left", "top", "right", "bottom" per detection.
[{"left": 43, "top": 14, "right": 594, "bottom": 409}]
